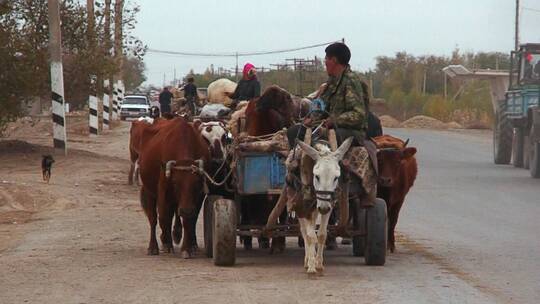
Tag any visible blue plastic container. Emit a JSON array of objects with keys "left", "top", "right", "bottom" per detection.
[{"left": 236, "top": 152, "right": 286, "bottom": 194}]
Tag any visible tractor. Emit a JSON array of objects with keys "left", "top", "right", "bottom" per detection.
[
  {"left": 496, "top": 43, "right": 540, "bottom": 177},
  {"left": 444, "top": 43, "right": 540, "bottom": 178}
]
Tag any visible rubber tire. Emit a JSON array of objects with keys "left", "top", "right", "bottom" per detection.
[
  {"left": 530, "top": 141, "right": 540, "bottom": 178},
  {"left": 512, "top": 128, "right": 524, "bottom": 168},
  {"left": 523, "top": 135, "right": 530, "bottom": 169},
  {"left": 352, "top": 208, "right": 366, "bottom": 257},
  {"left": 493, "top": 107, "right": 512, "bottom": 165},
  {"left": 364, "top": 198, "right": 387, "bottom": 266},
  {"left": 213, "top": 198, "right": 237, "bottom": 266},
  {"left": 204, "top": 195, "right": 222, "bottom": 258}
]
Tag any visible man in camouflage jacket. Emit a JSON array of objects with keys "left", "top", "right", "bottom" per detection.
[
  {"left": 319, "top": 62, "right": 368, "bottom": 143},
  {"left": 287, "top": 42, "right": 369, "bottom": 146}
]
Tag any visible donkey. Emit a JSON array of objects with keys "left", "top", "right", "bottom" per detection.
[{"left": 296, "top": 137, "right": 353, "bottom": 273}]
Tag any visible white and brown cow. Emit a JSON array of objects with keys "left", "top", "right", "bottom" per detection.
[{"left": 194, "top": 120, "right": 230, "bottom": 160}]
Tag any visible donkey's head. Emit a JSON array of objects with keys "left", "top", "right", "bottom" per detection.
[{"left": 297, "top": 137, "right": 353, "bottom": 214}]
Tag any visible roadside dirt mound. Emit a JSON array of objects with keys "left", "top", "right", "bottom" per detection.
[
  {"left": 0, "top": 140, "right": 52, "bottom": 154},
  {"left": 445, "top": 121, "right": 464, "bottom": 129},
  {"left": 3, "top": 116, "right": 51, "bottom": 138},
  {"left": 400, "top": 115, "right": 447, "bottom": 129},
  {"left": 3, "top": 113, "right": 90, "bottom": 139},
  {"left": 380, "top": 115, "right": 400, "bottom": 128}
]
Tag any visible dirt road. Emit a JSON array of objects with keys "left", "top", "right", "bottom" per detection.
[{"left": 0, "top": 122, "right": 537, "bottom": 303}]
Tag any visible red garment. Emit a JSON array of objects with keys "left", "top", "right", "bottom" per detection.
[{"left": 242, "top": 63, "right": 255, "bottom": 79}]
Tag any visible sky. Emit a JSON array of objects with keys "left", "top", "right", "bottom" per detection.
[{"left": 132, "top": 0, "right": 540, "bottom": 86}]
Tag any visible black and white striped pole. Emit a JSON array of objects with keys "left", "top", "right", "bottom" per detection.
[
  {"left": 117, "top": 80, "right": 124, "bottom": 110},
  {"left": 47, "top": 0, "right": 67, "bottom": 154},
  {"left": 88, "top": 75, "right": 98, "bottom": 136},
  {"left": 112, "top": 82, "right": 118, "bottom": 120},
  {"left": 103, "top": 79, "right": 111, "bottom": 130}
]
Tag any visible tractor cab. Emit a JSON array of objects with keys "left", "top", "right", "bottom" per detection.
[{"left": 510, "top": 43, "right": 540, "bottom": 87}]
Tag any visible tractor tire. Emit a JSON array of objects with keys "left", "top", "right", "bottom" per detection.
[
  {"left": 204, "top": 195, "right": 222, "bottom": 258},
  {"left": 523, "top": 135, "right": 530, "bottom": 169},
  {"left": 530, "top": 140, "right": 540, "bottom": 178},
  {"left": 493, "top": 108, "right": 512, "bottom": 165},
  {"left": 512, "top": 128, "right": 524, "bottom": 168},
  {"left": 212, "top": 199, "right": 237, "bottom": 266},
  {"left": 364, "top": 198, "right": 387, "bottom": 266}
]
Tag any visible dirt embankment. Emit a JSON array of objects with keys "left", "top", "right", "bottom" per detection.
[{"left": 379, "top": 115, "right": 465, "bottom": 130}]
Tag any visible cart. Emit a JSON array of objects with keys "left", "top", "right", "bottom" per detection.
[{"left": 203, "top": 132, "right": 388, "bottom": 267}]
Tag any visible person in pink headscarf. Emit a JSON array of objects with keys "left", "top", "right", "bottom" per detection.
[{"left": 224, "top": 62, "right": 261, "bottom": 108}]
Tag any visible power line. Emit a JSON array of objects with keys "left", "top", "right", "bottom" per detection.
[
  {"left": 146, "top": 39, "right": 343, "bottom": 57},
  {"left": 522, "top": 6, "right": 540, "bottom": 13}
]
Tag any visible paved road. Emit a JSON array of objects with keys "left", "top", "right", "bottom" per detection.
[
  {"left": 1, "top": 125, "right": 538, "bottom": 304},
  {"left": 389, "top": 128, "right": 540, "bottom": 304}
]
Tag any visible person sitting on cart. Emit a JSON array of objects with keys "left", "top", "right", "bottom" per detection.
[
  {"left": 287, "top": 43, "right": 371, "bottom": 149},
  {"left": 224, "top": 63, "right": 261, "bottom": 109},
  {"left": 286, "top": 42, "right": 377, "bottom": 205}
]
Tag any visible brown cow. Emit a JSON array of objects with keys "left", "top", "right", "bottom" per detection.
[
  {"left": 128, "top": 116, "right": 177, "bottom": 186},
  {"left": 138, "top": 117, "right": 210, "bottom": 257},
  {"left": 374, "top": 135, "right": 417, "bottom": 253}
]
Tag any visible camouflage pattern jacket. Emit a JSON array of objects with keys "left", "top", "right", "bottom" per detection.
[{"left": 320, "top": 66, "right": 369, "bottom": 140}]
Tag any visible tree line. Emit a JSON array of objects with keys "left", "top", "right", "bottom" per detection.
[
  {"left": 0, "top": 0, "right": 146, "bottom": 134},
  {"left": 186, "top": 49, "right": 508, "bottom": 126},
  {"left": 365, "top": 49, "right": 509, "bottom": 124}
]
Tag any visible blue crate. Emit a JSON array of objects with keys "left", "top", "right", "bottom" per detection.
[{"left": 236, "top": 152, "right": 286, "bottom": 194}]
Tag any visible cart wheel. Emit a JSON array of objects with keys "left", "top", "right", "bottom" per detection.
[
  {"left": 204, "top": 195, "right": 222, "bottom": 258},
  {"left": 364, "top": 198, "right": 387, "bottom": 266},
  {"left": 213, "top": 198, "right": 237, "bottom": 266},
  {"left": 352, "top": 208, "right": 366, "bottom": 257}
]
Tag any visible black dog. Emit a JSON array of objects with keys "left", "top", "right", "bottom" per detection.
[{"left": 41, "top": 155, "right": 55, "bottom": 183}]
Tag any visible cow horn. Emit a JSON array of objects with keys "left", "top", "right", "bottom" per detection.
[
  {"left": 403, "top": 139, "right": 410, "bottom": 147},
  {"left": 165, "top": 160, "right": 177, "bottom": 178}
]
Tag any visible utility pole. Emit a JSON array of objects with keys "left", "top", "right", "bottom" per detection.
[
  {"left": 103, "top": 0, "right": 112, "bottom": 129},
  {"left": 423, "top": 70, "right": 427, "bottom": 95},
  {"left": 235, "top": 52, "right": 239, "bottom": 81},
  {"left": 87, "top": 0, "right": 98, "bottom": 135},
  {"left": 113, "top": 0, "right": 124, "bottom": 120},
  {"left": 47, "top": 0, "right": 67, "bottom": 154},
  {"left": 369, "top": 76, "right": 374, "bottom": 99},
  {"left": 444, "top": 73, "right": 448, "bottom": 100},
  {"left": 515, "top": 0, "right": 520, "bottom": 51}
]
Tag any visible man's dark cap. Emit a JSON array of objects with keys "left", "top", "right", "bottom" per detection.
[{"left": 325, "top": 42, "right": 351, "bottom": 65}]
